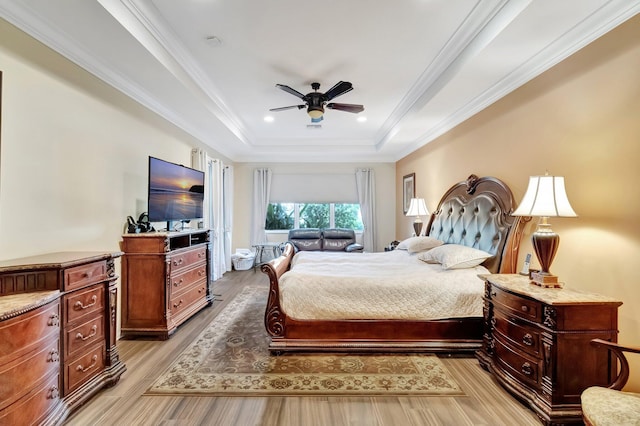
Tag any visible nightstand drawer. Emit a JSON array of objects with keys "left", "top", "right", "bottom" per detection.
[
  {"left": 490, "top": 285, "right": 541, "bottom": 323},
  {"left": 495, "top": 337, "right": 541, "bottom": 388},
  {"left": 494, "top": 310, "right": 541, "bottom": 358}
]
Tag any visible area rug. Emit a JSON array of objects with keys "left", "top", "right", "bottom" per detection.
[{"left": 146, "top": 286, "right": 464, "bottom": 396}]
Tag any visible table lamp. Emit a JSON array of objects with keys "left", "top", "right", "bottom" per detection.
[
  {"left": 512, "top": 174, "right": 577, "bottom": 287},
  {"left": 406, "top": 198, "right": 429, "bottom": 236}
]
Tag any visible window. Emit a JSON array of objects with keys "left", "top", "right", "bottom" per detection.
[{"left": 265, "top": 203, "right": 363, "bottom": 231}]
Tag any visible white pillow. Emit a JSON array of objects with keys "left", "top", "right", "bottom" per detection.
[
  {"left": 418, "top": 244, "right": 492, "bottom": 270},
  {"left": 407, "top": 237, "right": 444, "bottom": 253},
  {"left": 396, "top": 236, "right": 443, "bottom": 253}
]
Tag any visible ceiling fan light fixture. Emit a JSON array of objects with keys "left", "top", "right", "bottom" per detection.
[{"left": 307, "top": 107, "right": 324, "bottom": 120}]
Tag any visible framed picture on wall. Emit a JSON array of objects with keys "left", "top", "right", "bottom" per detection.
[{"left": 403, "top": 173, "right": 415, "bottom": 214}]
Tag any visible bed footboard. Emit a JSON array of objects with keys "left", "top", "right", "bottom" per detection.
[{"left": 261, "top": 242, "right": 294, "bottom": 338}]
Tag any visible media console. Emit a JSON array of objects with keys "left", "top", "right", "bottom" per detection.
[{"left": 120, "top": 229, "right": 212, "bottom": 339}]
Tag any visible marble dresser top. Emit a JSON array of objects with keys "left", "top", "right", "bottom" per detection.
[
  {"left": 480, "top": 274, "right": 622, "bottom": 306},
  {"left": 0, "top": 290, "right": 60, "bottom": 321}
]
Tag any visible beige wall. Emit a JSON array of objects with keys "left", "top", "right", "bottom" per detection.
[
  {"left": 397, "top": 15, "right": 640, "bottom": 391},
  {"left": 0, "top": 18, "right": 226, "bottom": 259},
  {"left": 232, "top": 162, "right": 396, "bottom": 253},
  {"left": 0, "top": 18, "right": 230, "bottom": 339}
]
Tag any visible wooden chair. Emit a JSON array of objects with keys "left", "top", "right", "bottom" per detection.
[{"left": 581, "top": 339, "right": 640, "bottom": 426}]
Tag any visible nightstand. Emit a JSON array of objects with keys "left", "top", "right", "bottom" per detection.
[{"left": 476, "top": 274, "right": 622, "bottom": 425}]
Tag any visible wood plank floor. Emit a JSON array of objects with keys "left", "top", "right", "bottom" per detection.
[{"left": 64, "top": 269, "right": 541, "bottom": 426}]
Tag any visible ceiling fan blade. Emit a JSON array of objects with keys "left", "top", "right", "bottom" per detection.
[
  {"left": 326, "top": 103, "right": 364, "bottom": 113},
  {"left": 323, "top": 81, "right": 353, "bottom": 101},
  {"left": 275, "top": 84, "right": 306, "bottom": 99},
  {"left": 269, "top": 105, "right": 305, "bottom": 112}
]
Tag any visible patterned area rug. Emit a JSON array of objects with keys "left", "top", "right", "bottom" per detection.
[{"left": 146, "top": 286, "right": 464, "bottom": 396}]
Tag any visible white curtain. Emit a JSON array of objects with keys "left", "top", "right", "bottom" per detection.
[
  {"left": 223, "top": 165, "right": 234, "bottom": 271},
  {"left": 251, "top": 168, "right": 272, "bottom": 245},
  {"left": 191, "top": 149, "right": 231, "bottom": 281},
  {"left": 356, "top": 168, "right": 376, "bottom": 252}
]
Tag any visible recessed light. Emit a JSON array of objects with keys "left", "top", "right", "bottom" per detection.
[
  {"left": 357, "top": 116, "right": 367, "bottom": 122},
  {"left": 264, "top": 115, "right": 274, "bottom": 123}
]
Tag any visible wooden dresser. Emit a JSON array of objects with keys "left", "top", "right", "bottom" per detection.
[
  {"left": 0, "top": 291, "right": 62, "bottom": 425},
  {"left": 120, "top": 229, "right": 212, "bottom": 339},
  {"left": 476, "top": 274, "right": 622, "bottom": 425},
  {"left": 0, "top": 251, "right": 126, "bottom": 425}
]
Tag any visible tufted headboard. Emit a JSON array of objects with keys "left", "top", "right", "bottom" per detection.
[{"left": 426, "top": 175, "right": 528, "bottom": 273}]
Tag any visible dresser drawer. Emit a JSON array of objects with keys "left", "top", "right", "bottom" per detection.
[
  {"left": 64, "top": 283, "right": 105, "bottom": 324},
  {"left": 64, "top": 344, "right": 105, "bottom": 394},
  {"left": 169, "top": 279, "right": 207, "bottom": 318},
  {"left": 64, "top": 261, "right": 107, "bottom": 291},
  {"left": 493, "top": 310, "right": 541, "bottom": 358},
  {"left": 0, "top": 301, "right": 59, "bottom": 360},
  {"left": 64, "top": 314, "right": 105, "bottom": 359},
  {"left": 494, "top": 337, "right": 542, "bottom": 388},
  {"left": 0, "top": 336, "right": 59, "bottom": 410},
  {"left": 490, "top": 285, "right": 541, "bottom": 323},
  {"left": 170, "top": 264, "right": 208, "bottom": 296},
  {"left": 169, "top": 246, "right": 207, "bottom": 274},
  {"left": 0, "top": 371, "right": 60, "bottom": 426}
]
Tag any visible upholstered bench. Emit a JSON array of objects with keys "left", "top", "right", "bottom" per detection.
[{"left": 288, "top": 228, "right": 363, "bottom": 252}]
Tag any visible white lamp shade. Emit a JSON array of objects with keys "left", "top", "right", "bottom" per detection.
[
  {"left": 406, "top": 198, "right": 429, "bottom": 217},
  {"left": 512, "top": 176, "right": 577, "bottom": 217}
]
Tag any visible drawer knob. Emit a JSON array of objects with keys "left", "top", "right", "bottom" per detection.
[
  {"left": 48, "top": 314, "right": 60, "bottom": 327},
  {"left": 521, "top": 305, "right": 529, "bottom": 313},
  {"left": 173, "top": 259, "right": 184, "bottom": 266},
  {"left": 490, "top": 291, "right": 497, "bottom": 298},
  {"left": 76, "top": 325, "right": 98, "bottom": 341},
  {"left": 47, "top": 386, "right": 59, "bottom": 400},
  {"left": 173, "top": 279, "right": 183, "bottom": 287},
  {"left": 521, "top": 362, "right": 533, "bottom": 376},
  {"left": 48, "top": 349, "right": 60, "bottom": 362},
  {"left": 522, "top": 334, "right": 534, "bottom": 346},
  {"left": 173, "top": 299, "right": 183, "bottom": 309},
  {"left": 198, "top": 252, "right": 203, "bottom": 258},
  {"left": 76, "top": 354, "right": 98, "bottom": 373},
  {"left": 74, "top": 295, "right": 98, "bottom": 310},
  {"left": 198, "top": 270, "right": 204, "bottom": 276}
]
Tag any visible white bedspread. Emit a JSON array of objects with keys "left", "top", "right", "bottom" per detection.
[{"left": 279, "top": 250, "right": 488, "bottom": 320}]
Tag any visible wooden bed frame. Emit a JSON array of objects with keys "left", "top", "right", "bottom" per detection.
[{"left": 261, "top": 175, "right": 529, "bottom": 353}]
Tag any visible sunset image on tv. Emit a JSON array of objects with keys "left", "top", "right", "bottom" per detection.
[{"left": 148, "top": 157, "right": 204, "bottom": 222}]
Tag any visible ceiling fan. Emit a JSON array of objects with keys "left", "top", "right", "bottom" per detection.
[{"left": 269, "top": 81, "right": 364, "bottom": 123}]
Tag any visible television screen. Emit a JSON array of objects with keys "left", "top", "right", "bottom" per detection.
[{"left": 147, "top": 156, "right": 205, "bottom": 223}]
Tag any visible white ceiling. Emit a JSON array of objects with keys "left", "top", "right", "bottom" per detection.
[{"left": 1, "top": 1, "right": 638, "bottom": 163}]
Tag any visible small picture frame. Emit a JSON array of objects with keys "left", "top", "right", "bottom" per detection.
[{"left": 403, "top": 173, "right": 415, "bottom": 214}]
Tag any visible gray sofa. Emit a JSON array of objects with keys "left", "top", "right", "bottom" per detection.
[{"left": 288, "top": 228, "right": 363, "bottom": 252}]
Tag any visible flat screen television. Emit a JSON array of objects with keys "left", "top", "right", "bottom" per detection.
[{"left": 147, "top": 156, "right": 205, "bottom": 226}]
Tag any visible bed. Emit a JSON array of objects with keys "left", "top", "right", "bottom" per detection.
[{"left": 261, "top": 175, "right": 528, "bottom": 353}]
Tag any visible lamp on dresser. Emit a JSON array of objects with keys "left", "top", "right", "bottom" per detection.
[
  {"left": 406, "top": 198, "right": 429, "bottom": 236},
  {"left": 512, "top": 173, "right": 577, "bottom": 287}
]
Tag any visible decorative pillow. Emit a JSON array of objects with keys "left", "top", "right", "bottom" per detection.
[
  {"left": 418, "top": 244, "right": 493, "bottom": 270},
  {"left": 407, "top": 237, "right": 444, "bottom": 253},
  {"left": 396, "top": 236, "right": 443, "bottom": 252}
]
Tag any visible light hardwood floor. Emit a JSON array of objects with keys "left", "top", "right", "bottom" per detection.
[{"left": 64, "top": 269, "right": 541, "bottom": 426}]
